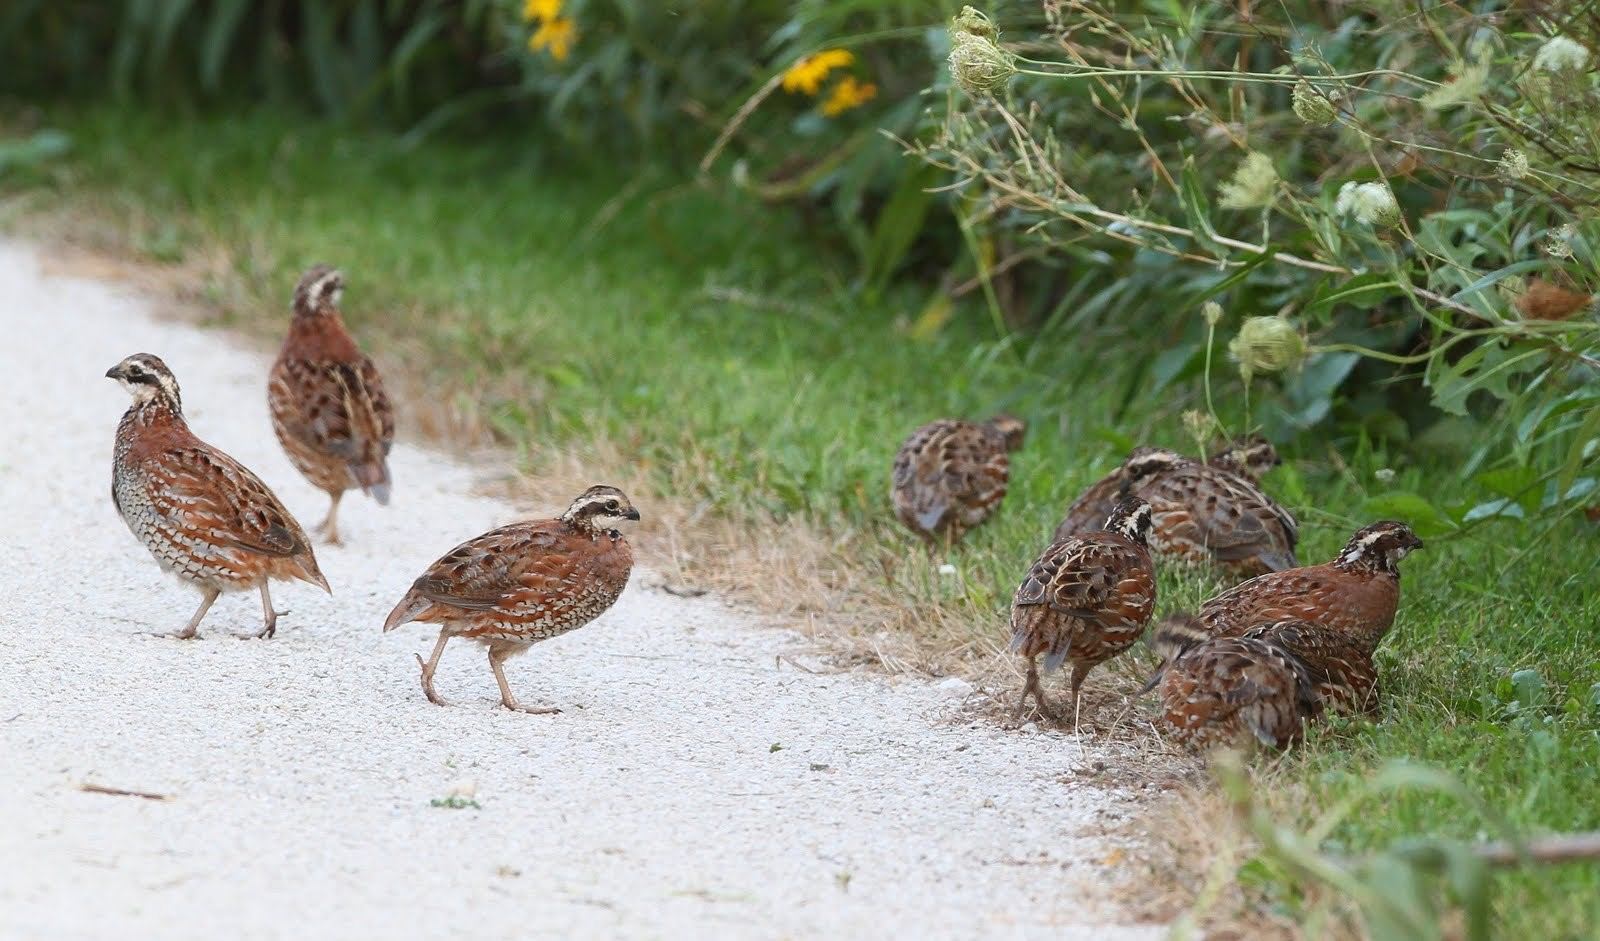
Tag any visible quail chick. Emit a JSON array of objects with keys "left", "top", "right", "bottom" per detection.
[
  {"left": 384, "top": 486, "right": 639, "bottom": 713},
  {"left": 108, "top": 354, "right": 329, "bottom": 639},
  {"left": 1054, "top": 448, "right": 1296, "bottom": 577},
  {"left": 1156, "top": 617, "right": 1378, "bottom": 750},
  {"left": 1011, "top": 498, "right": 1156, "bottom": 723},
  {"left": 268, "top": 265, "right": 395, "bottom": 545},
  {"left": 891, "top": 415, "right": 1026, "bottom": 548}
]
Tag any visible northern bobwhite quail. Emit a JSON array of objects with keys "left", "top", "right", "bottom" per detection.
[
  {"left": 383, "top": 485, "right": 639, "bottom": 713},
  {"left": 1146, "top": 520, "right": 1422, "bottom": 697},
  {"left": 891, "top": 414, "right": 1026, "bottom": 547},
  {"left": 268, "top": 265, "right": 395, "bottom": 545},
  {"left": 108, "top": 354, "right": 330, "bottom": 639},
  {"left": 1204, "top": 434, "right": 1281, "bottom": 482},
  {"left": 1010, "top": 498, "right": 1156, "bottom": 723},
  {"left": 1053, "top": 447, "right": 1296, "bottom": 577},
  {"left": 1155, "top": 617, "right": 1379, "bottom": 750}
]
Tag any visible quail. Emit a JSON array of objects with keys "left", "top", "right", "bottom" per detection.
[
  {"left": 1204, "top": 434, "right": 1281, "bottom": 482},
  {"left": 1150, "top": 520, "right": 1423, "bottom": 661},
  {"left": 891, "top": 414, "right": 1026, "bottom": 548},
  {"left": 1054, "top": 447, "right": 1297, "bottom": 577},
  {"left": 108, "top": 354, "right": 329, "bottom": 639},
  {"left": 268, "top": 265, "right": 395, "bottom": 545},
  {"left": 1010, "top": 498, "right": 1156, "bottom": 723},
  {"left": 383, "top": 485, "right": 639, "bottom": 713},
  {"left": 1155, "top": 617, "right": 1378, "bottom": 749}
]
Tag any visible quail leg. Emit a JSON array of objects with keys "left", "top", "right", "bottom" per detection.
[
  {"left": 252, "top": 582, "right": 287, "bottom": 639},
  {"left": 415, "top": 631, "right": 451, "bottom": 706},
  {"left": 317, "top": 491, "right": 344, "bottom": 546},
  {"left": 153, "top": 587, "right": 220, "bottom": 640},
  {"left": 1012, "top": 658, "right": 1057, "bottom": 724},
  {"left": 488, "top": 645, "right": 560, "bottom": 715},
  {"left": 1068, "top": 661, "right": 1094, "bottom": 722}
]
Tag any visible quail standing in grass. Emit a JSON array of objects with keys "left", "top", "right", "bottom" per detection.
[
  {"left": 108, "top": 354, "right": 329, "bottom": 639},
  {"left": 1053, "top": 436, "right": 1282, "bottom": 541},
  {"left": 1155, "top": 617, "right": 1376, "bottom": 749},
  {"left": 1010, "top": 498, "right": 1156, "bottom": 723},
  {"left": 1054, "top": 446, "right": 1297, "bottom": 578},
  {"left": 1148, "top": 520, "right": 1423, "bottom": 664},
  {"left": 384, "top": 485, "right": 639, "bottom": 713},
  {"left": 268, "top": 265, "right": 395, "bottom": 545},
  {"left": 1144, "top": 520, "right": 1423, "bottom": 744},
  {"left": 891, "top": 414, "right": 1026, "bottom": 548}
]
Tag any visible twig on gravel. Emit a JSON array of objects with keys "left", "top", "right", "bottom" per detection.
[{"left": 80, "top": 782, "right": 173, "bottom": 801}]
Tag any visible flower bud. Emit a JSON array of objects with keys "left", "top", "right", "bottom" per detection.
[
  {"left": 1335, "top": 181, "right": 1401, "bottom": 228},
  {"left": 947, "top": 8, "right": 1016, "bottom": 97},
  {"left": 1292, "top": 81, "right": 1338, "bottom": 126},
  {"left": 1229, "top": 316, "right": 1307, "bottom": 381}
]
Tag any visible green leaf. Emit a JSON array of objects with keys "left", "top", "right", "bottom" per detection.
[
  {"left": 1556, "top": 403, "right": 1600, "bottom": 500},
  {"left": 1361, "top": 491, "right": 1458, "bottom": 537},
  {"left": 1474, "top": 466, "right": 1542, "bottom": 516},
  {"left": 199, "top": 0, "right": 249, "bottom": 93},
  {"left": 1304, "top": 273, "right": 1402, "bottom": 315},
  {"left": 1178, "top": 156, "right": 1226, "bottom": 258},
  {"left": 863, "top": 163, "right": 938, "bottom": 294}
]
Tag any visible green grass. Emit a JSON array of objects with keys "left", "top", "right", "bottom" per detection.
[{"left": 16, "top": 106, "right": 1600, "bottom": 937}]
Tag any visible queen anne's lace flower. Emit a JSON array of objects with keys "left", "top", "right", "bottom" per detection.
[
  {"left": 1533, "top": 36, "right": 1591, "bottom": 73},
  {"left": 1335, "top": 181, "right": 1401, "bottom": 228}
]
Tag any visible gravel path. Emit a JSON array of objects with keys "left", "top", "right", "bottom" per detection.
[{"left": 0, "top": 240, "right": 1162, "bottom": 940}]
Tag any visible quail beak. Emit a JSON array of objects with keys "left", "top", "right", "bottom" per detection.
[
  {"left": 625, "top": 508, "right": 641, "bottom": 522},
  {"left": 105, "top": 366, "right": 120, "bottom": 380}
]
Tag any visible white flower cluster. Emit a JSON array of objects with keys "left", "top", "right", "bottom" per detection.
[
  {"left": 1533, "top": 36, "right": 1591, "bottom": 73},
  {"left": 1335, "top": 181, "right": 1401, "bottom": 228}
]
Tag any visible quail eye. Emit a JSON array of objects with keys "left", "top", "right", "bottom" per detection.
[{"left": 606, "top": 500, "right": 620, "bottom": 511}]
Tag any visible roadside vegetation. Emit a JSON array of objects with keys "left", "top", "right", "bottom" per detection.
[{"left": 3, "top": 1, "right": 1597, "bottom": 936}]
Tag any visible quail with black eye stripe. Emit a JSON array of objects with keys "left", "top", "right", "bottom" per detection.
[
  {"left": 107, "top": 353, "right": 328, "bottom": 640},
  {"left": 383, "top": 485, "right": 640, "bottom": 713}
]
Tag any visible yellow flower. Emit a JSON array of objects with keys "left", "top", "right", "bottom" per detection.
[
  {"left": 781, "top": 49, "right": 854, "bottom": 96},
  {"left": 528, "top": 16, "right": 576, "bottom": 61},
  {"left": 522, "top": 0, "right": 560, "bottom": 22},
  {"left": 821, "top": 76, "right": 877, "bottom": 116}
]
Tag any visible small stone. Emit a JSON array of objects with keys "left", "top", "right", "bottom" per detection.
[
  {"left": 446, "top": 778, "right": 477, "bottom": 799},
  {"left": 936, "top": 676, "right": 975, "bottom": 697}
]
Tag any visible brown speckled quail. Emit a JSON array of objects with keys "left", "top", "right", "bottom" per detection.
[
  {"left": 1011, "top": 498, "right": 1155, "bottom": 723},
  {"left": 1204, "top": 435, "right": 1281, "bottom": 482},
  {"left": 1054, "top": 447, "right": 1296, "bottom": 577},
  {"left": 892, "top": 415, "right": 1026, "bottom": 548},
  {"left": 384, "top": 486, "right": 639, "bottom": 713},
  {"left": 108, "top": 354, "right": 329, "bottom": 639},
  {"left": 1155, "top": 617, "right": 1378, "bottom": 749},
  {"left": 268, "top": 265, "right": 395, "bottom": 545},
  {"left": 1149, "top": 520, "right": 1423, "bottom": 665},
  {"left": 1054, "top": 436, "right": 1281, "bottom": 536}
]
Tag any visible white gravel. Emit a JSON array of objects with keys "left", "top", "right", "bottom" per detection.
[{"left": 0, "top": 239, "right": 1162, "bottom": 940}]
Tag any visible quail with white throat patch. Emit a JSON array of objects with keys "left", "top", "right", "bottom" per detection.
[
  {"left": 268, "top": 264, "right": 395, "bottom": 545},
  {"left": 108, "top": 353, "right": 329, "bottom": 639},
  {"left": 1146, "top": 520, "right": 1423, "bottom": 688},
  {"left": 1055, "top": 445, "right": 1296, "bottom": 578},
  {"left": 1010, "top": 498, "right": 1156, "bottom": 723},
  {"left": 384, "top": 486, "right": 639, "bottom": 713}
]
